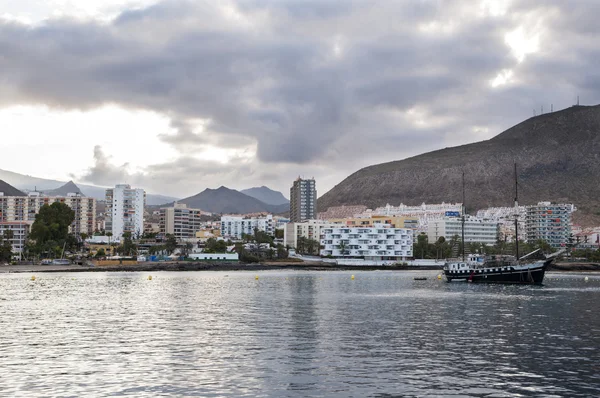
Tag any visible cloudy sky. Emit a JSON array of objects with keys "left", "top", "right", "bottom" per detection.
[{"left": 1, "top": 0, "right": 599, "bottom": 198}]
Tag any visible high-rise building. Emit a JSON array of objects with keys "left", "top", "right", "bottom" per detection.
[
  {"left": 159, "top": 203, "right": 205, "bottom": 240},
  {"left": 105, "top": 184, "right": 145, "bottom": 238},
  {"left": 289, "top": 177, "right": 317, "bottom": 222},
  {"left": 0, "top": 191, "right": 96, "bottom": 236},
  {"left": 525, "top": 202, "right": 575, "bottom": 248}
]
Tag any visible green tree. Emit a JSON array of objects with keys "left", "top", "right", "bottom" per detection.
[
  {"left": 337, "top": 240, "right": 347, "bottom": 256},
  {"left": 0, "top": 230, "right": 13, "bottom": 262},
  {"left": 30, "top": 203, "right": 75, "bottom": 245},
  {"left": 275, "top": 229, "right": 284, "bottom": 239},
  {"left": 165, "top": 234, "right": 178, "bottom": 254},
  {"left": 119, "top": 232, "right": 137, "bottom": 256},
  {"left": 95, "top": 248, "right": 106, "bottom": 258}
]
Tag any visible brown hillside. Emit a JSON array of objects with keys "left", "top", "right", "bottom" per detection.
[{"left": 318, "top": 105, "right": 600, "bottom": 226}]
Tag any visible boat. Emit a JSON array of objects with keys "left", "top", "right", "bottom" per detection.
[{"left": 443, "top": 165, "right": 560, "bottom": 285}]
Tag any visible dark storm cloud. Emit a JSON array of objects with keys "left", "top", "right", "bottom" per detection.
[{"left": 1, "top": 0, "right": 600, "bottom": 195}]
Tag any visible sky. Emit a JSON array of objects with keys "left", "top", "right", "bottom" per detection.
[{"left": 1, "top": 0, "right": 599, "bottom": 198}]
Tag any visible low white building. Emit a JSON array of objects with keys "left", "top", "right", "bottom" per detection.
[
  {"left": 220, "top": 214, "right": 274, "bottom": 239},
  {"left": 427, "top": 216, "right": 499, "bottom": 245},
  {"left": 320, "top": 227, "right": 413, "bottom": 260}
]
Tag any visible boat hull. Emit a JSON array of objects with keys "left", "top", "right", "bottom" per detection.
[{"left": 444, "top": 260, "right": 551, "bottom": 285}]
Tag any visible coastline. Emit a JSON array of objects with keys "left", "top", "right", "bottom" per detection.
[{"left": 1, "top": 261, "right": 599, "bottom": 274}]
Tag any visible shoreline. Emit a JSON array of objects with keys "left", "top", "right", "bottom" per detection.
[{"left": 2, "top": 261, "right": 600, "bottom": 274}]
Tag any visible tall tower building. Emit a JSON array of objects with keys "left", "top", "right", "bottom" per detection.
[
  {"left": 105, "top": 184, "right": 146, "bottom": 238},
  {"left": 290, "top": 177, "right": 317, "bottom": 222}
]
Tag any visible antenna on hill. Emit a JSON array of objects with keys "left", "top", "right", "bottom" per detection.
[
  {"left": 577, "top": 95, "right": 580, "bottom": 106},
  {"left": 551, "top": 104, "right": 553, "bottom": 112},
  {"left": 541, "top": 105, "right": 544, "bottom": 114}
]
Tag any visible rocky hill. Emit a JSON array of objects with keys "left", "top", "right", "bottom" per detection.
[
  {"left": 241, "top": 186, "right": 289, "bottom": 205},
  {"left": 318, "top": 105, "right": 600, "bottom": 225},
  {"left": 0, "top": 180, "right": 26, "bottom": 196},
  {"left": 179, "top": 186, "right": 289, "bottom": 214},
  {"left": 44, "top": 180, "right": 83, "bottom": 196}
]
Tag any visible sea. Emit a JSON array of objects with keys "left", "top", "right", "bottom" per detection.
[{"left": 0, "top": 270, "right": 598, "bottom": 397}]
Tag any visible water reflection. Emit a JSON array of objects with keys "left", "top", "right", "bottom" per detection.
[{"left": 0, "top": 271, "right": 598, "bottom": 397}]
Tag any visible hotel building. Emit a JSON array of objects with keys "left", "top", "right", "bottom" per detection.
[
  {"left": 427, "top": 216, "right": 499, "bottom": 245},
  {"left": 320, "top": 226, "right": 413, "bottom": 260}
]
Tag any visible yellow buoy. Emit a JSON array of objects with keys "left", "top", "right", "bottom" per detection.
[
  {"left": 255, "top": 275, "right": 259, "bottom": 280},
  {"left": 437, "top": 274, "right": 442, "bottom": 280},
  {"left": 148, "top": 275, "right": 152, "bottom": 280},
  {"left": 31, "top": 276, "right": 36, "bottom": 281},
  {"left": 351, "top": 275, "right": 355, "bottom": 280},
  {"left": 585, "top": 276, "right": 589, "bottom": 282}
]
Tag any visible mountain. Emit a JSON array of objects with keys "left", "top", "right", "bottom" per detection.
[
  {"left": 241, "top": 186, "right": 289, "bottom": 205},
  {"left": 178, "top": 186, "right": 289, "bottom": 214},
  {"left": 0, "top": 180, "right": 26, "bottom": 196},
  {"left": 44, "top": 180, "right": 83, "bottom": 196},
  {"left": 318, "top": 105, "right": 600, "bottom": 226},
  {"left": 0, "top": 168, "right": 178, "bottom": 205}
]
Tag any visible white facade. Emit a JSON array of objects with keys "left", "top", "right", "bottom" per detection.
[
  {"left": 320, "top": 227, "right": 413, "bottom": 260},
  {"left": 0, "top": 222, "right": 30, "bottom": 258},
  {"left": 525, "top": 202, "right": 575, "bottom": 248},
  {"left": 105, "top": 184, "right": 145, "bottom": 238},
  {"left": 427, "top": 217, "right": 499, "bottom": 245},
  {"left": 220, "top": 214, "right": 274, "bottom": 239},
  {"left": 360, "top": 202, "right": 463, "bottom": 234}
]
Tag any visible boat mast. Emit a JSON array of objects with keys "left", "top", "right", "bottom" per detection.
[
  {"left": 514, "top": 163, "right": 519, "bottom": 259},
  {"left": 462, "top": 171, "right": 466, "bottom": 261}
]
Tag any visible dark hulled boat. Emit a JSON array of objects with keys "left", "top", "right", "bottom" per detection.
[
  {"left": 443, "top": 164, "right": 560, "bottom": 285},
  {"left": 444, "top": 254, "right": 554, "bottom": 285}
]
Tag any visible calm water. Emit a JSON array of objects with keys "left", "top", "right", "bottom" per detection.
[{"left": 0, "top": 271, "right": 599, "bottom": 397}]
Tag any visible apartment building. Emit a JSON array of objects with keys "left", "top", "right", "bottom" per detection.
[
  {"left": 0, "top": 222, "right": 30, "bottom": 259},
  {"left": 525, "top": 202, "right": 575, "bottom": 248},
  {"left": 105, "top": 184, "right": 145, "bottom": 238},
  {"left": 0, "top": 191, "right": 96, "bottom": 235},
  {"left": 427, "top": 216, "right": 499, "bottom": 245},
  {"left": 159, "top": 203, "right": 205, "bottom": 240},
  {"left": 290, "top": 177, "right": 317, "bottom": 222},
  {"left": 221, "top": 214, "right": 274, "bottom": 239},
  {"left": 320, "top": 226, "right": 413, "bottom": 260},
  {"left": 284, "top": 220, "right": 338, "bottom": 248}
]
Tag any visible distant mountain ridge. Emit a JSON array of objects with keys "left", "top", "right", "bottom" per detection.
[
  {"left": 44, "top": 181, "right": 83, "bottom": 196},
  {"left": 0, "top": 180, "right": 26, "bottom": 196},
  {"left": 318, "top": 104, "right": 600, "bottom": 226},
  {"left": 241, "top": 186, "right": 289, "bottom": 205},
  {"left": 178, "top": 186, "right": 289, "bottom": 214},
  {"left": 0, "top": 168, "right": 178, "bottom": 205}
]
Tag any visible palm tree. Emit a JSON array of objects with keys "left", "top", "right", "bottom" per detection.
[
  {"left": 106, "top": 232, "right": 113, "bottom": 255},
  {"left": 338, "top": 240, "right": 347, "bottom": 256}
]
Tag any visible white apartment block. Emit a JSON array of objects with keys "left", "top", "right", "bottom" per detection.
[
  {"left": 284, "top": 220, "right": 338, "bottom": 248},
  {"left": 160, "top": 203, "right": 205, "bottom": 240},
  {"left": 427, "top": 216, "right": 499, "bottom": 245},
  {"left": 320, "top": 227, "right": 413, "bottom": 260},
  {"left": 0, "top": 222, "right": 30, "bottom": 258},
  {"left": 525, "top": 202, "right": 575, "bottom": 248},
  {"left": 361, "top": 202, "right": 463, "bottom": 234},
  {"left": 221, "top": 214, "right": 274, "bottom": 239},
  {"left": 0, "top": 192, "right": 96, "bottom": 235},
  {"left": 105, "top": 184, "right": 145, "bottom": 238}
]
